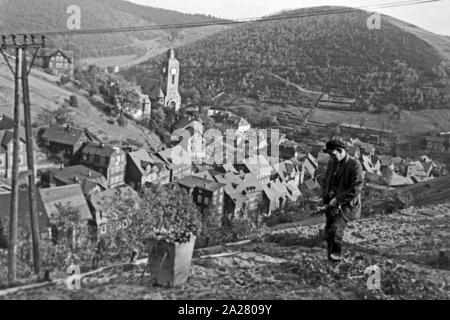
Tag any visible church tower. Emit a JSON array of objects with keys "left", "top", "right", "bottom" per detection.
[{"left": 164, "top": 49, "right": 181, "bottom": 112}]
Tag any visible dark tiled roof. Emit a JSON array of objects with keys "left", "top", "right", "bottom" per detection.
[
  {"left": 0, "top": 115, "right": 14, "bottom": 130},
  {"left": 38, "top": 48, "right": 74, "bottom": 62},
  {"left": 42, "top": 126, "right": 85, "bottom": 146},
  {"left": 0, "top": 188, "right": 50, "bottom": 233},
  {"left": 176, "top": 176, "right": 225, "bottom": 192},
  {"left": 49, "top": 165, "right": 107, "bottom": 191},
  {"left": 141, "top": 78, "right": 164, "bottom": 100},
  {"left": 82, "top": 142, "right": 121, "bottom": 157}
]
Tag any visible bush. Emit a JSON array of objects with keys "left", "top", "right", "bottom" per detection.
[
  {"left": 230, "top": 217, "right": 257, "bottom": 241},
  {"left": 385, "top": 189, "right": 413, "bottom": 213},
  {"left": 117, "top": 115, "right": 128, "bottom": 127},
  {"left": 69, "top": 95, "right": 79, "bottom": 108},
  {"left": 100, "top": 184, "right": 201, "bottom": 262}
]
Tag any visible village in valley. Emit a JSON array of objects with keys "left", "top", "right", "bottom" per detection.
[{"left": 0, "top": 0, "right": 449, "bottom": 301}]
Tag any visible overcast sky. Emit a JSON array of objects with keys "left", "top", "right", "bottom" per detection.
[{"left": 128, "top": 0, "right": 450, "bottom": 35}]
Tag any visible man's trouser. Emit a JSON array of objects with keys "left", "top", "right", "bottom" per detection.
[{"left": 323, "top": 207, "right": 347, "bottom": 258}]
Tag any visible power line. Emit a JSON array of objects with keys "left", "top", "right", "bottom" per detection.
[{"left": 9, "top": 0, "right": 441, "bottom": 38}]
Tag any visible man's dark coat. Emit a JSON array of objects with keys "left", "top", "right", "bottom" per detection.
[{"left": 322, "top": 153, "right": 364, "bottom": 221}]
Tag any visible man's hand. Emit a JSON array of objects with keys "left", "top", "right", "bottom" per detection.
[{"left": 329, "top": 198, "right": 338, "bottom": 207}]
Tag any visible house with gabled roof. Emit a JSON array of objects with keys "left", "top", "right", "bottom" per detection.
[
  {"left": 38, "top": 48, "right": 74, "bottom": 77},
  {"left": 272, "top": 159, "right": 302, "bottom": 186},
  {"left": 234, "top": 154, "right": 275, "bottom": 184},
  {"left": 156, "top": 145, "right": 192, "bottom": 182},
  {"left": 89, "top": 186, "right": 141, "bottom": 237},
  {"left": 174, "top": 176, "right": 225, "bottom": 216},
  {"left": 80, "top": 142, "right": 126, "bottom": 188},
  {"left": 214, "top": 172, "right": 269, "bottom": 218},
  {"left": 41, "top": 164, "right": 107, "bottom": 197},
  {"left": 125, "top": 149, "right": 170, "bottom": 191},
  {"left": 41, "top": 125, "right": 91, "bottom": 163},
  {"left": 39, "top": 184, "right": 95, "bottom": 244}
]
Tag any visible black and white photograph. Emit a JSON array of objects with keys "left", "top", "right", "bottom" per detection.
[{"left": 0, "top": 0, "right": 449, "bottom": 303}]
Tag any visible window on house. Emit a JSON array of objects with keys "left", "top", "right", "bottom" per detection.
[
  {"left": 100, "top": 225, "right": 107, "bottom": 235},
  {"left": 205, "top": 197, "right": 209, "bottom": 205},
  {"left": 198, "top": 195, "right": 202, "bottom": 203}
]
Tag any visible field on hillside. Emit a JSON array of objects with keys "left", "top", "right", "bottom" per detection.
[
  {"left": 220, "top": 95, "right": 450, "bottom": 136},
  {"left": 309, "top": 108, "right": 450, "bottom": 135},
  {"left": 0, "top": 63, "right": 162, "bottom": 150}
]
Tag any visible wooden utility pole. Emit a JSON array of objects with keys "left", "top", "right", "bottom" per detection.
[{"left": 1, "top": 35, "right": 45, "bottom": 283}]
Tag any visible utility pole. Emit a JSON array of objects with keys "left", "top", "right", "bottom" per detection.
[{"left": 1, "top": 35, "right": 45, "bottom": 283}]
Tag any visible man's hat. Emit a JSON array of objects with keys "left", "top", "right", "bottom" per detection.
[{"left": 323, "top": 140, "right": 347, "bottom": 153}]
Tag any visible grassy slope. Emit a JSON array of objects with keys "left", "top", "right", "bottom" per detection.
[{"left": 0, "top": 63, "right": 161, "bottom": 149}]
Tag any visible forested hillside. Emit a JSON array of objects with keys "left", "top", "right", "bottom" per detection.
[
  {"left": 0, "top": 0, "right": 222, "bottom": 58},
  {"left": 127, "top": 7, "right": 450, "bottom": 112}
]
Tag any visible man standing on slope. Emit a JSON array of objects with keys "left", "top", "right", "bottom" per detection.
[{"left": 319, "top": 140, "right": 364, "bottom": 262}]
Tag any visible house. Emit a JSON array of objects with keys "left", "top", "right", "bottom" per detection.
[
  {"left": 214, "top": 172, "right": 268, "bottom": 218},
  {"left": 40, "top": 164, "right": 107, "bottom": 197},
  {"left": 279, "top": 143, "right": 298, "bottom": 161},
  {"left": 302, "top": 153, "right": 318, "bottom": 181},
  {"left": 38, "top": 185, "right": 95, "bottom": 243},
  {"left": 88, "top": 186, "right": 141, "bottom": 237},
  {"left": 41, "top": 125, "right": 91, "bottom": 163},
  {"left": 106, "top": 66, "right": 120, "bottom": 74},
  {"left": 80, "top": 142, "right": 126, "bottom": 188},
  {"left": 234, "top": 154, "right": 275, "bottom": 185},
  {"left": 352, "top": 139, "right": 376, "bottom": 156},
  {"left": 174, "top": 176, "right": 225, "bottom": 216},
  {"left": 371, "top": 156, "right": 382, "bottom": 175},
  {"left": 0, "top": 188, "right": 50, "bottom": 240},
  {"left": 143, "top": 78, "right": 166, "bottom": 106},
  {"left": 0, "top": 115, "right": 28, "bottom": 179},
  {"left": 262, "top": 180, "right": 290, "bottom": 213},
  {"left": 285, "top": 180, "right": 302, "bottom": 203},
  {"left": 405, "top": 160, "right": 434, "bottom": 180},
  {"left": 172, "top": 118, "right": 205, "bottom": 163},
  {"left": 223, "top": 115, "right": 251, "bottom": 132},
  {"left": 272, "top": 160, "right": 301, "bottom": 186},
  {"left": 425, "top": 135, "right": 449, "bottom": 152},
  {"left": 38, "top": 48, "right": 74, "bottom": 78},
  {"left": 156, "top": 145, "right": 192, "bottom": 182},
  {"left": 125, "top": 149, "right": 170, "bottom": 191}
]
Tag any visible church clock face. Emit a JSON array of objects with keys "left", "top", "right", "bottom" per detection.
[{"left": 171, "top": 67, "right": 178, "bottom": 76}]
